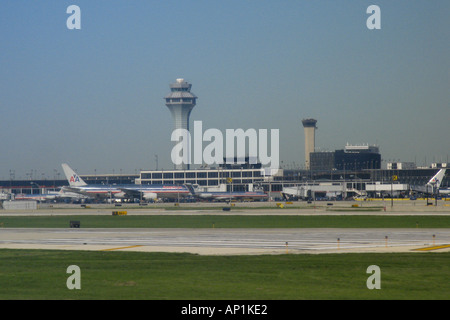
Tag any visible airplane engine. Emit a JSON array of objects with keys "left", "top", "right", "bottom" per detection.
[
  {"left": 114, "top": 192, "right": 127, "bottom": 198},
  {"left": 143, "top": 192, "right": 157, "bottom": 200}
]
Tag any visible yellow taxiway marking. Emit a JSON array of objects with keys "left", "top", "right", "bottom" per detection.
[
  {"left": 101, "top": 245, "right": 144, "bottom": 251},
  {"left": 413, "top": 244, "right": 450, "bottom": 252}
]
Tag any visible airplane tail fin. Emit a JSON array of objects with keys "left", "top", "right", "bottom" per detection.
[
  {"left": 427, "top": 169, "right": 446, "bottom": 188},
  {"left": 185, "top": 183, "right": 196, "bottom": 195},
  {"left": 62, "top": 163, "right": 88, "bottom": 187}
]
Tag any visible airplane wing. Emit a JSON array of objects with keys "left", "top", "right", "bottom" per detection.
[
  {"left": 118, "top": 188, "right": 141, "bottom": 198},
  {"left": 61, "top": 186, "right": 88, "bottom": 195},
  {"left": 119, "top": 187, "right": 158, "bottom": 200},
  {"left": 60, "top": 186, "right": 97, "bottom": 199},
  {"left": 57, "top": 189, "right": 90, "bottom": 200}
]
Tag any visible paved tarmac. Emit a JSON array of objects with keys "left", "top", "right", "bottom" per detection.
[
  {"left": 0, "top": 227, "right": 449, "bottom": 255},
  {"left": 2, "top": 199, "right": 450, "bottom": 216},
  {"left": 0, "top": 201, "right": 449, "bottom": 255}
]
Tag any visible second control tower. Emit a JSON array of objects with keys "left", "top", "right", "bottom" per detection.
[
  {"left": 302, "top": 118, "right": 317, "bottom": 170},
  {"left": 165, "top": 78, "right": 197, "bottom": 169}
]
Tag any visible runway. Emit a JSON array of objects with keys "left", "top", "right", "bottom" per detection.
[
  {"left": 1, "top": 228, "right": 449, "bottom": 255},
  {"left": 1, "top": 202, "right": 449, "bottom": 254}
]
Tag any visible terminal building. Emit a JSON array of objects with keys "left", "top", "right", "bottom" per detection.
[
  {"left": 138, "top": 159, "right": 280, "bottom": 192},
  {"left": 1, "top": 165, "right": 448, "bottom": 201},
  {"left": 310, "top": 144, "right": 381, "bottom": 171}
]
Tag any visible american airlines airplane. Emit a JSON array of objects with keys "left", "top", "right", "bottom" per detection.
[
  {"left": 61, "top": 163, "right": 191, "bottom": 201},
  {"left": 13, "top": 190, "right": 89, "bottom": 202},
  {"left": 185, "top": 184, "right": 268, "bottom": 202},
  {"left": 410, "top": 169, "right": 448, "bottom": 195},
  {"left": 14, "top": 193, "right": 58, "bottom": 201}
]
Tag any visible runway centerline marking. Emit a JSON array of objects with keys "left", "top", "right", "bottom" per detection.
[
  {"left": 413, "top": 244, "right": 450, "bottom": 251},
  {"left": 101, "top": 245, "right": 144, "bottom": 251}
]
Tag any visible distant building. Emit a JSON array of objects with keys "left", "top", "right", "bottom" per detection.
[
  {"left": 334, "top": 144, "right": 381, "bottom": 171},
  {"left": 220, "top": 157, "right": 262, "bottom": 170},
  {"left": 387, "top": 162, "right": 416, "bottom": 170},
  {"left": 138, "top": 158, "right": 280, "bottom": 191},
  {"left": 138, "top": 168, "right": 269, "bottom": 192},
  {"left": 310, "top": 144, "right": 381, "bottom": 171},
  {"left": 310, "top": 151, "right": 335, "bottom": 171},
  {"left": 431, "top": 163, "right": 449, "bottom": 169}
]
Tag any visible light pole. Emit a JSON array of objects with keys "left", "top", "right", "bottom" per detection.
[
  {"left": 434, "top": 179, "right": 439, "bottom": 206},
  {"left": 31, "top": 182, "right": 41, "bottom": 195},
  {"left": 227, "top": 177, "right": 232, "bottom": 206},
  {"left": 391, "top": 174, "right": 398, "bottom": 208}
]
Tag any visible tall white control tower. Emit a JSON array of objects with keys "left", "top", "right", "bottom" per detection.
[{"left": 165, "top": 78, "right": 197, "bottom": 170}]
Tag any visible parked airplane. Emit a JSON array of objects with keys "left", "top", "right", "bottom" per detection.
[
  {"left": 185, "top": 184, "right": 267, "bottom": 202},
  {"left": 0, "top": 192, "right": 11, "bottom": 200},
  {"left": 51, "top": 189, "right": 90, "bottom": 202},
  {"left": 61, "top": 163, "right": 122, "bottom": 199},
  {"left": 410, "top": 169, "right": 448, "bottom": 195},
  {"left": 114, "top": 184, "right": 191, "bottom": 201},
  {"left": 61, "top": 163, "right": 190, "bottom": 201},
  {"left": 13, "top": 193, "right": 58, "bottom": 201}
]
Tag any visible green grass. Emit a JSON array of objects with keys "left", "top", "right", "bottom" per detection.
[
  {"left": 0, "top": 249, "right": 448, "bottom": 300},
  {"left": 2, "top": 215, "right": 448, "bottom": 300},
  {"left": 0, "top": 215, "right": 449, "bottom": 228}
]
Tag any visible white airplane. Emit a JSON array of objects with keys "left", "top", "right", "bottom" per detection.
[
  {"left": 185, "top": 184, "right": 267, "bottom": 202},
  {"left": 0, "top": 192, "right": 11, "bottom": 200},
  {"left": 61, "top": 163, "right": 191, "bottom": 201},
  {"left": 61, "top": 163, "right": 124, "bottom": 200},
  {"left": 410, "top": 169, "right": 448, "bottom": 195},
  {"left": 51, "top": 189, "right": 90, "bottom": 202},
  {"left": 13, "top": 193, "right": 58, "bottom": 201}
]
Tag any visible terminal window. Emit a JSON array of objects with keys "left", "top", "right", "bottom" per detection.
[
  {"left": 197, "top": 172, "right": 207, "bottom": 178},
  {"left": 152, "top": 173, "right": 162, "bottom": 179}
]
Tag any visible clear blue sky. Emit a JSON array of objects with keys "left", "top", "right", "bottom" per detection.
[{"left": 1, "top": 1, "right": 449, "bottom": 179}]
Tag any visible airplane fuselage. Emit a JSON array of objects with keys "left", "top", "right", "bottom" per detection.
[
  {"left": 65, "top": 184, "right": 190, "bottom": 199},
  {"left": 197, "top": 191, "right": 267, "bottom": 201}
]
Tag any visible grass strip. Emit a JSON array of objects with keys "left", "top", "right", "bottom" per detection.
[
  {"left": 0, "top": 249, "right": 448, "bottom": 300},
  {"left": 0, "top": 215, "right": 449, "bottom": 228}
]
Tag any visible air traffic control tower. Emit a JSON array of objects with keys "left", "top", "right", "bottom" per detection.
[
  {"left": 165, "top": 78, "right": 197, "bottom": 170},
  {"left": 302, "top": 118, "right": 317, "bottom": 170}
]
